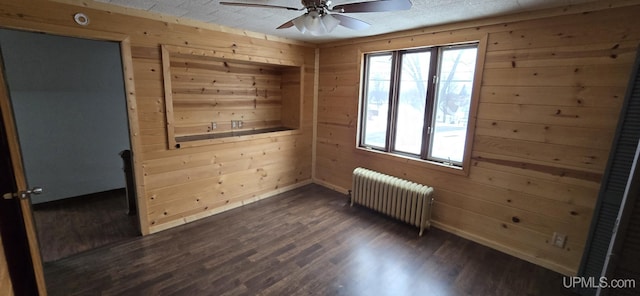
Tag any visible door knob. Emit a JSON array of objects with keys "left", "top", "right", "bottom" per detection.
[{"left": 2, "top": 187, "right": 44, "bottom": 200}]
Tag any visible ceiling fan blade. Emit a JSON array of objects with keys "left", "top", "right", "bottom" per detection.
[
  {"left": 332, "top": 14, "right": 370, "bottom": 30},
  {"left": 331, "top": 0, "right": 412, "bottom": 13},
  {"left": 220, "top": 2, "right": 302, "bottom": 11},
  {"left": 277, "top": 19, "right": 295, "bottom": 29}
]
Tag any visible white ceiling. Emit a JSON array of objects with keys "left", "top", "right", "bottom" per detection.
[{"left": 97, "top": 0, "right": 597, "bottom": 43}]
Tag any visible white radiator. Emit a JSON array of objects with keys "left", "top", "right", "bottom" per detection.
[{"left": 351, "top": 167, "right": 434, "bottom": 236}]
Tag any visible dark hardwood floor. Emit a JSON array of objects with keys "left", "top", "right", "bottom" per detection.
[
  {"left": 33, "top": 189, "right": 139, "bottom": 262},
  {"left": 43, "top": 184, "right": 577, "bottom": 295}
]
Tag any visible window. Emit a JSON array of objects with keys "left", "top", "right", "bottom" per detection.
[{"left": 360, "top": 43, "right": 479, "bottom": 167}]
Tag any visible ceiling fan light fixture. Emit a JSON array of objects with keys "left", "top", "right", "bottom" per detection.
[
  {"left": 304, "top": 11, "right": 322, "bottom": 35},
  {"left": 322, "top": 13, "right": 340, "bottom": 32},
  {"left": 292, "top": 14, "right": 308, "bottom": 33},
  {"left": 292, "top": 10, "right": 340, "bottom": 36}
]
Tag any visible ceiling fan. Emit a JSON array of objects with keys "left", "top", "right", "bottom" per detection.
[{"left": 220, "top": 0, "right": 412, "bottom": 36}]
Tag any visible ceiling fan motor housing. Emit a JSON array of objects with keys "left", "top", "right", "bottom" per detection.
[{"left": 302, "top": 0, "right": 330, "bottom": 9}]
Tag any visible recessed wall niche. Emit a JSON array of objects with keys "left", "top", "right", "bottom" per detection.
[{"left": 161, "top": 44, "right": 303, "bottom": 149}]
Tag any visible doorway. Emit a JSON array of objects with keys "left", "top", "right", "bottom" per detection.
[{"left": 0, "top": 29, "right": 139, "bottom": 263}]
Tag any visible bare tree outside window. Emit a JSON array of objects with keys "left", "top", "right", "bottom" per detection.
[
  {"left": 394, "top": 51, "right": 430, "bottom": 154},
  {"left": 430, "top": 47, "right": 478, "bottom": 163},
  {"left": 362, "top": 54, "right": 392, "bottom": 148}
]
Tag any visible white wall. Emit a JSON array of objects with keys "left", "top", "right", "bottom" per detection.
[{"left": 0, "top": 29, "right": 130, "bottom": 204}]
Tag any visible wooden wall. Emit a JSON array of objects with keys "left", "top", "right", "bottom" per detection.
[
  {"left": 316, "top": 3, "right": 640, "bottom": 275},
  {"left": 0, "top": 0, "right": 315, "bottom": 234},
  {"left": 0, "top": 234, "right": 13, "bottom": 296}
]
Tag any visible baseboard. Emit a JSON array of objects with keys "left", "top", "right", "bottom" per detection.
[
  {"left": 431, "top": 221, "right": 576, "bottom": 277},
  {"left": 312, "top": 178, "right": 349, "bottom": 194}
]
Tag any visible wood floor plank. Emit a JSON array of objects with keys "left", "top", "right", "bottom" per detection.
[
  {"left": 43, "top": 184, "right": 577, "bottom": 295},
  {"left": 32, "top": 189, "right": 139, "bottom": 263}
]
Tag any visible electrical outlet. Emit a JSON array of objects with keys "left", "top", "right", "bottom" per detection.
[
  {"left": 231, "top": 120, "right": 237, "bottom": 129},
  {"left": 551, "top": 232, "right": 567, "bottom": 248},
  {"left": 211, "top": 122, "right": 217, "bottom": 129},
  {"left": 238, "top": 120, "right": 243, "bottom": 128}
]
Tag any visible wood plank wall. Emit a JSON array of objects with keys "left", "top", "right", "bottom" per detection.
[
  {"left": 0, "top": 235, "right": 13, "bottom": 296},
  {"left": 167, "top": 50, "right": 290, "bottom": 137},
  {"left": 316, "top": 3, "right": 640, "bottom": 275},
  {"left": 281, "top": 67, "right": 303, "bottom": 129},
  {"left": 0, "top": 0, "right": 315, "bottom": 234}
]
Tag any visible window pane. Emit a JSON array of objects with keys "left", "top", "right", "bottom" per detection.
[
  {"left": 429, "top": 46, "right": 478, "bottom": 164},
  {"left": 363, "top": 54, "right": 392, "bottom": 148},
  {"left": 394, "top": 51, "right": 430, "bottom": 155}
]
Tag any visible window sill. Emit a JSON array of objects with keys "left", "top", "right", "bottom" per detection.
[{"left": 355, "top": 146, "right": 469, "bottom": 176}]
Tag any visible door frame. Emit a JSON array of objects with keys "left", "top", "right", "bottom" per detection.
[
  {"left": 0, "top": 96, "right": 37, "bottom": 296},
  {"left": 0, "top": 25, "right": 147, "bottom": 294}
]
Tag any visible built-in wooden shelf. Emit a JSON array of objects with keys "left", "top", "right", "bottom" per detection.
[{"left": 161, "top": 44, "right": 303, "bottom": 149}]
